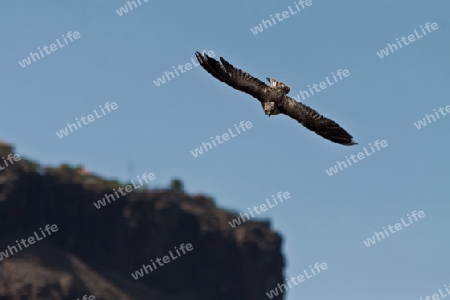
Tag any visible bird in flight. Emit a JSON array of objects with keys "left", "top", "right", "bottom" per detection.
[{"left": 195, "top": 51, "right": 357, "bottom": 146}]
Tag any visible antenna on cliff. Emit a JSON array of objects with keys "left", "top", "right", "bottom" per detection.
[{"left": 128, "top": 160, "right": 134, "bottom": 183}]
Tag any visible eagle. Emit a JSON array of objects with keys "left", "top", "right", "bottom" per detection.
[{"left": 195, "top": 51, "right": 357, "bottom": 146}]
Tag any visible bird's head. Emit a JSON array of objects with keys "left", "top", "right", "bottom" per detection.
[{"left": 264, "top": 102, "right": 276, "bottom": 117}]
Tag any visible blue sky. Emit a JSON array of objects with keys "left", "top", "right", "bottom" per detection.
[{"left": 1, "top": 0, "right": 449, "bottom": 299}]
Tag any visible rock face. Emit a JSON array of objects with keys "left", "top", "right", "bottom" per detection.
[{"left": 0, "top": 142, "right": 285, "bottom": 300}]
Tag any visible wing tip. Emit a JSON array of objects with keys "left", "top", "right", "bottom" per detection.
[
  {"left": 195, "top": 51, "right": 202, "bottom": 62},
  {"left": 195, "top": 51, "right": 210, "bottom": 63},
  {"left": 343, "top": 141, "right": 358, "bottom": 146}
]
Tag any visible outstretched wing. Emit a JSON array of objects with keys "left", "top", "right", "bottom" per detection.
[
  {"left": 279, "top": 96, "right": 357, "bottom": 146},
  {"left": 195, "top": 51, "right": 269, "bottom": 102}
]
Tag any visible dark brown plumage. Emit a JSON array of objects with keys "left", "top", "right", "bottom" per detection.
[{"left": 195, "top": 51, "right": 357, "bottom": 146}]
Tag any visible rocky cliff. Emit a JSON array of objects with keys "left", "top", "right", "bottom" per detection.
[{"left": 0, "top": 142, "right": 285, "bottom": 300}]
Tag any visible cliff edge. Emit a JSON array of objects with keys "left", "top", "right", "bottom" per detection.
[{"left": 0, "top": 141, "right": 285, "bottom": 300}]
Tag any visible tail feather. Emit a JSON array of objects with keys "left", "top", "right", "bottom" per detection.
[
  {"left": 266, "top": 78, "right": 290, "bottom": 93},
  {"left": 266, "top": 78, "right": 279, "bottom": 87}
]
